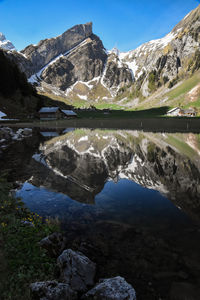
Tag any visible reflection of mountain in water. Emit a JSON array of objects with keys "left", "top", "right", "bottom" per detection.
[{"left": 29, "top": 129, "right": 200, "bottom": 220}]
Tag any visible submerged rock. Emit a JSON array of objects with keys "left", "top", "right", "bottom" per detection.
[
  {"left": 57, "top": 249, "right": 96, "bottom": 292},
  {"left": 12, "top": 128, "right": 32, "bottom": 140},
  {"left": 0, "top": 127, "right": 13, "bottom": 140},
  {"left": 39, "top": 232, "right": 66, "bottom": 257},
  {"left": 82, "top": 276, "right": 136, "bottom": 300},
  {"left": 22, "top": 128, "right": 32, "bottom": 136},
  {"left": 30, "top": 280, "right": 77, "bottom": 300},
  {"left": 0, "top": 127, "right": 32, "bottom": 144}
]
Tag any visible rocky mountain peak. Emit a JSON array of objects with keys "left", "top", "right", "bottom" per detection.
[
  {"left": 0, "top": 32, "right": 16, "bottom": 51},
  {"left": 172, "top": 4, "right": 200, "bottom": 33},
  {"left": 109, "top": 47, "right": 120, "bottom": 56},
  {"left": 21, "top": 22, "right": 93, "bottom": 75}
]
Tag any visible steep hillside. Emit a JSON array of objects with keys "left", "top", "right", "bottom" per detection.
[
  {"left": 0, "top": 50, "right": 42, "bottom": 118},
  {"left": 128, "top": 70, "right": 200, "bottom": 112},
  {"left": 116, "top": 5, "right": 200, "bottom": 109}
]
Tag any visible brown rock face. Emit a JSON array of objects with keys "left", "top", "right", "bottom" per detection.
[
  {"left": 21, "top": 22, "right": 93, "bottom": 75},
  {"left": 41, "top": 34, "right": 107, "bottom": 90},
  {"left": 5, "top": 22, "right": 134, "bottom": 97},
  {"left": 103, "top": 57, "right": 133, "bottom": 89}
]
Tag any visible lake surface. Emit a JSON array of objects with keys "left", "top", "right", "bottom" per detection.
[{"left": 2, "top": 127, "right": 200, "bottom": 299}]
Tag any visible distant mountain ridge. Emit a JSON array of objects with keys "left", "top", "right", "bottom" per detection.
[
  {"left": 0, "top": 32, "right": 16, "bottom": 51},
  {"left": 1, "top": 5, "right": 200, "bottom": 108}
]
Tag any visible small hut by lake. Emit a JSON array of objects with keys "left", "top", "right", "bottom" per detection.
[
  {"left": 39, "top": 107, "right": 63, "bottom": 120},
  {"left": 167, "top": 107, "right": 196, "bottom": 117},
  {"left": 167, "top": 107, "right": 181, "bottom": 116},
  {"left": 179, "top": 108, "right": 196, "bottom": 117},
  {"left": 62, "top": 110, "right": 77, "bottom": 118}
]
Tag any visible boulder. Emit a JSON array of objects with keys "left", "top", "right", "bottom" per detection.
[
  {"left": 30, "top": 280, "right": 77, "bottom": 300},
  {"left": 22, "top": 128, "right": 32, "bottom": 136},
  {"left": 82, "top": 276, "right": 136, "bottom": 300},
  {"left": 57, "top": 249, "right": 96, "bottom": 292},
  {"left": 39, "top": 232, "right": 66, "bottom": 257},
  {"left": 0, "top": 127, "right": 13, "bottom": 140}
]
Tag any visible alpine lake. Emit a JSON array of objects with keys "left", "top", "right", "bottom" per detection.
[{"left": 1, "top": 119, "right": 200, "bottom": 300}]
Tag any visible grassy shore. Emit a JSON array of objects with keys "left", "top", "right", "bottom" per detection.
[{"left": 0, "top": 175, "right": 59, "bottom": 300}]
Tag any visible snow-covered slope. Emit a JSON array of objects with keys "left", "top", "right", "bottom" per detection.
[
  {"left": 0, "top": 33, "right": 16, "bottom": 51},
  {"left": 115, "top": 5, "right": 200, "bottom": 99},
  {"left": 118, "top": 31, "right": 178, "bottom": 79}
]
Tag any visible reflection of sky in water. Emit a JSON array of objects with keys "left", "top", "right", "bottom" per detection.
[
  {"left": 16, "top": 182, "right": 93, "bottom": 219},
  {"left": 16, "top": 179, "right": 190, "bottom": 228}
]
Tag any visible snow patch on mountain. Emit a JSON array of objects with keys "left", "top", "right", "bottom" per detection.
[
  {"left": 78, "top": 94, "right": 88, "bottom": 100},
  {"left": 125, "top": 60, "right": 138, "bottom": 78},
  {"left": 183, "top": 12, "right": 191, "bottom": 21},
  {"left": 118, "top": 31, "right": 178, "bottom": 68},
  {"left": 0, "top": 33, "right": 16, "bottom": 51}
]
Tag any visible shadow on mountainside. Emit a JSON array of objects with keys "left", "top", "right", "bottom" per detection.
[{"left": 77, "top": 106, "right": 171, "bottom": 119}]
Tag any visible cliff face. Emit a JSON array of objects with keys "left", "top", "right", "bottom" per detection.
[
  {"left": 7, "top": 22, "right": 132, "bottom": 100},
  {"left": 40, "top": 34, "right": 107, "bottom": 90},
  {"left": 21, "top": 23, "right": 93, "bottom": 75},
  {"left": 101, "top": 52, "right": 133, "bottom": 96}
]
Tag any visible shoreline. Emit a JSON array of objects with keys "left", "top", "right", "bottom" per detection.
[{"left": 1, "top": 117, "right": 200, "bottom": 133}]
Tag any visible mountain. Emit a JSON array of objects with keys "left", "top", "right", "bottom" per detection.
[
  {"left": 3, "top": 5, "right": 200, "bottom": 109},
  {"left": 18, "top": 22, "right": 133, "bottom": 101},
  {"left": 0, "top": 32, "right": 16, "bottom": 51}
]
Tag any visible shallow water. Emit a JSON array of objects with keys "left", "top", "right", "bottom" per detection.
[{"left": 2, "top": 127, "right": 200, "bottom": 299}]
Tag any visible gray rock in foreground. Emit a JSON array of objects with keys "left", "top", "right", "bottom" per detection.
[
  {"left": 30, "top": 280, "right": 77, "bottom": 300},
  {"left": 82, "top": 276, "right": 136, "bottom": 300},
  {"left": 57, "top": 249, "right": 96, "bottom": 292}
]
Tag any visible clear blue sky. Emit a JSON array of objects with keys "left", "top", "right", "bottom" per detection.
[{"left": 0, "top": 0, "right": 199, "bottom": 52}]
